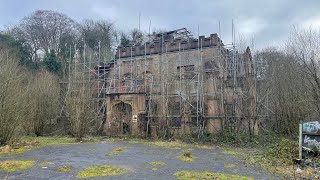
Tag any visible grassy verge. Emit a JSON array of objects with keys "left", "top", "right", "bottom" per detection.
[{"left": 0, "top": 136, "right": 102, "bottom": 156}]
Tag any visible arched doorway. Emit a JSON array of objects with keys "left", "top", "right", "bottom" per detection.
[{"left": 112, "top": 102, "right": 132, "bottom": 134}]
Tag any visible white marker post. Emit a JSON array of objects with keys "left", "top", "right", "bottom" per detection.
[{"left": 299, "top": 120, "right": 303, "bottom": 160}]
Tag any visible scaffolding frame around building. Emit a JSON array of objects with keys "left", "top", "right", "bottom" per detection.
[{"left": 59, "top": 27, "right": 258, "bottom": 136}]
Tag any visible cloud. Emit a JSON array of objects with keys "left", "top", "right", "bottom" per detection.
[
  {"left": 92, "top": 4, "right": 118, "bottom": 21},
  {"left": 302, "top": 16, "right": 320, "bottom": 29},
  {"left": 1, "top": 0, "right": 320, "bottom": 49},
  {"left": 237, "top": 18, "right": 266, "bottom": 35}
]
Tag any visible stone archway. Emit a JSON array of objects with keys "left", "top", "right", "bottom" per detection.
[{"left": 112, "top": 101, "right": 132, "bottom": 134}]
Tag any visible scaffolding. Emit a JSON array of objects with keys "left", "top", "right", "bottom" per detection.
[{"left": 58, "top": 27, "right": 257, "bottom": 137}]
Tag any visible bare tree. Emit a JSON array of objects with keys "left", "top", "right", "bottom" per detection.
[
  {"left": 26, "top": 71, "right": 60, "bottom": 136},
  {"left": 79, "top": 20, "right": 117, "bottom": 61},
  {"left": 287, "top": 27, "right": 320, "bottom": 117},
  {"left": 66, "top": 61, "right": 96, "bottom": 141},
  {"left": 254, "top": 48, "right": 314, "bottom": 136},
  {"left": 11, "top": 10, "right": 77, "bottom": 61}
]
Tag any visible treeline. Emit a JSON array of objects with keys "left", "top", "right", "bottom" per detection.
[
  {"left": 0, "top": 10, "right": 149, "bottom": 145},
  {"left": 1, "top": 9, "right": 320, "bottom": 145},
  {"left": 255, "top": 28, "right": 320, "bottom": 137}
]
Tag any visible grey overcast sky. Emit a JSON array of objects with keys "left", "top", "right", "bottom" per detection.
[{"left": 0, "top": 0, "right": 320, "bottom": 49}]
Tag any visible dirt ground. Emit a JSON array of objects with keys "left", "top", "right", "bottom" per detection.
[{"left": 0, "top": 140, "right": 277, "bottom": 179}]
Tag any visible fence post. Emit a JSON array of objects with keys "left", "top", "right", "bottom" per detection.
[{"left": 299, "top": 120, "right": 303, "bottom": 160}]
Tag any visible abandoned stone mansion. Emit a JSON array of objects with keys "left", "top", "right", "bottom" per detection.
[{"left": 96, "top": 28, "right": 256, "bottom": 136}]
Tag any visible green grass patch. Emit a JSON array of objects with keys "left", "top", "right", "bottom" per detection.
[
  {"left": 224, "top": 163, "right": 236, "bottom": 169},
  {"left": 150, "top": 161, "right": 166, "bottom": 166},
  {"left": 106, "top": 147, "right": 124, "bottom": 156},
  {"left": 222, "top": 150, "right": 241, "bottom": 156},
  {"left": 178, "top": 150, "right": 197, "bottom": 162},
  {"left": 76, "top": 165, "right": 126, "bottom": 178},
  {"left": 0, "top": 160, "right": 34, "bottom": 172},
  {"left": 40, "top": 161, "right": 53, "bottom": 167},
  {"left": 55, "top": 165, "right": 73, "bottom": 172},
  {"left": 174, "top": 170, "right": 254, "bottom": 180}
]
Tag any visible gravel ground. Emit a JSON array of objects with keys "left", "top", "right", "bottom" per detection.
[{"left": 0, "top": 141, "right": 277, "bottom": 180}]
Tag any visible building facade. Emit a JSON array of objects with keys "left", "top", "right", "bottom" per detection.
[{"left": 99, "top": 29, "right": 256, "bottom": 136}]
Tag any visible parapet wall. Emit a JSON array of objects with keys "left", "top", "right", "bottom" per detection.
[{"left": 116, "top": 33, "right": 224, "bottom": 59}]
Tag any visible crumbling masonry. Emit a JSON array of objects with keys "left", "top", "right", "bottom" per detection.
[{"left": 97, "top": 28, "right": 257, "bottom": 136}]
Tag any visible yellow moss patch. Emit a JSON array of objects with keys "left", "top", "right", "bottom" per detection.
[
  {"left": 40, "top": 161, "right": 54, "bottom": 167},
  {"left": 76, "top": 165, "right": 126, "bottom": 178},
  {"left": 0, "top": 147, "right": 30, "bottom": 156},
  {"left": 22, "top": 136, "right": 100, "bottom": 147},
  {"left": 222, "top": 150, "right": 241, "bottom": 156},
  {"left": 174, "top": 170, "right": 254, "bottom": 180},
  {"left": 0, "top": 160, "right": 34, "bottom": 172},
  {"left": 143, "top": 140, "right": 212, "bottom": 150},
  {"left": 106, "top": 148, "right": 124, "bottom": 156},
  {"left": 55, "top": 165, "right": 73, "bottom": 172},
  {"left": 178, "top": 150, "right": 197, "bottom": 162},
  {"left": 150, "top": 161, "right": 166, "bottom": 166},
  {"left": 152, "top": 167, "right": 158, "bottom": 171},
  {"left": 224, "top": 163, "right": 236, "bottom": 169}
]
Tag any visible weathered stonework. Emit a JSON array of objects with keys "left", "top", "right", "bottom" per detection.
[{"left": 100, "top": 30, "right": 256, "bottom": 136}]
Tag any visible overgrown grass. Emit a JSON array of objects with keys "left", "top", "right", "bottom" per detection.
[
  {"left": 55, "top": 165, "right": 73, "bottom": 172},
  {"left": 178, "top": 150, "right": 197, "bottom": 162},
  {"left": 246, "top": 138, "right": 298, "bottom": 178},
  {"left": 174, "top": 170, "right": 254, "bottom": 180},
  {"left": 0, "top": 160, "right": 34, "bottom": 172},
  {"left": 76, "top": 165, "right": 126, "bottom": 178},
  {"left": 106, "top": 147, "right": 124, "bottom": 156}
]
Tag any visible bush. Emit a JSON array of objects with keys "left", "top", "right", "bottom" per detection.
[{"left": 0, "top": 50, "right": 30, "bottom": 145}]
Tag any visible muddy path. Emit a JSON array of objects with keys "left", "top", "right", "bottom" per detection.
[{"left": 0, "top": 141, "right": 277, "bottom": 179}]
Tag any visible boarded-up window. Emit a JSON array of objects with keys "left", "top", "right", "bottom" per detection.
[{"left": 177, "top": 65, "right": 195, "bottom": 80}]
